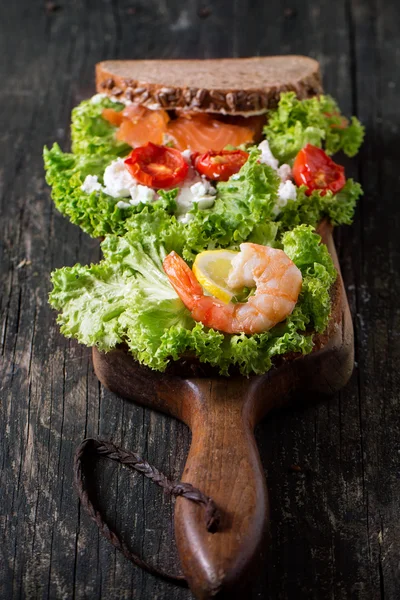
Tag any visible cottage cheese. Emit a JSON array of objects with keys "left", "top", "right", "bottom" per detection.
[
  {"left": 81, "top": 158, "right": 156, "bottom": 207},
  {"left": 258, "top": 140, "right": 292, "bottom": 182},
  {"left": 271, "top": 180, "right": 298, "bottom": 217},
  {"left": 177, "top": 212, "right": 194, "bottom": 224},
  {"left": 91, "top": 93, "right": 122, "bottom": 104},
  {"left": 190, "top": 180, "right": 217, "bottom": 209},
  {"left": 277, "top": 163, "right": 292, "bottom": 182},
  {"left": 116, "top": 200, "right": 132, "bottom": 209},
  {"left": 176, "top": 166, "right": 217, "bottom": 214},
  {"left": 130, "top": 185, "right": 156, "bottom": 206},
  {"left": 258, "top": 140, "right": 279, "bottom": 170},
  {"left": 277, "top": 180, "right": 297, "bottom": 207},
  {"left": 90, "top": 93, "right": 108, "bottom": 104},
  {"left": 81, "top": 174, "right": 103, "bottom": 194},
  {"left": 103, "top": 158, "right": 137, "bottom": 198},
  {"left": 81, "top": 153, "right": 216, "bottom": 216},
  {"left": 181, "top": 149, "right": 192, "bottom": 164}
]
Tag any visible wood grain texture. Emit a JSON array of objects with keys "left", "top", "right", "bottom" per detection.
[{"left": 0, "top": 1, "right": 399, "bottom": 599}]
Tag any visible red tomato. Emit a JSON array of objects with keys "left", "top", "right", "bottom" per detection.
[
  {"left": 293, "top": 144, "right": 346, "bottom": 196},
  {"left": 124, "top": 143, "right": 189, "bottom": 189},
  {"left": 191, "top": 150, "right": 249, "bottom": 182}
]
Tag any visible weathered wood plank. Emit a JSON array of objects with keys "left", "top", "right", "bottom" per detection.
[{"left": 1, "top": 0, "right": 399, "bottom": 599}]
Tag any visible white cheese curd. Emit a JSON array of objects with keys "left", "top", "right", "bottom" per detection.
[
  {"left": 130, "top": 185, "right": 156, "bottom": 206},
  {"left": 175, "top": 152, "right": 217, "bottom": 214},
  {"left": 277, "top": 180, "right": 297, "bottom": 207},
  {"left": 176, "top": 167, "right": 217, "bottom": 214},
  {"left": 116, "top": 201, "right": 132, "bottom": 209},
  {"left": 177, "top": 212, "right": 194, "bottom": 224},
  {"left": 91, "top": 93, "right": 125, "bottom": 104},
  {"left": 181, "top": 149, "right": 192, "bottom": 164},
  {"left": 190, "top": 180, "right": 217, "bottom": 209},
  {"left": 258, "top": 140, "right": 279, "bottom": 170},
  {"left": 192, "top": 197, "right": 216, "bottom": 210},
  {"left": 90, "top": 93, "right": 108, "bottom": 104},
  {"left": 277, "top": 163, "right": 292, "bottom": 182},
  {"left": 176, "top": 185, "right": 195, "bottom": 211},
  {"left": 82, "top": 158, "right": 159, "bottom": 207},
  {"left": 258, "top": 141, "right": 292, "bottom": 182},
  {"left": 103, "top": 158, "right": 137, "bottom": 198},
  {"left": 81, "top": 175, "right": 103, "bottom": 194},
  {"left": 271, "top": 180, "right": 298, "bottom": 217},
  {"left": 191, "top": 180, "right": 217, "bottom": 198}
]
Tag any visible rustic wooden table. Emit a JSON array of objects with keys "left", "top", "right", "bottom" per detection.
[{"left": 1, "top": 1, "right": 399, "bottom": 598}]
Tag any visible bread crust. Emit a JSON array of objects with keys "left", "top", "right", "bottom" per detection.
[{"left": 96, "top": 56, "right": 323, "bottom": 115}]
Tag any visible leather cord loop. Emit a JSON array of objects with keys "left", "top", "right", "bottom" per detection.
[{"left": 73, "top": 438, "right": 220, "bottom": 585}]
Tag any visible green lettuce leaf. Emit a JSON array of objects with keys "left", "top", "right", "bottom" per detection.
[
  {"left": 278, "top": 178, "right": 363, "bottom": 231},
  {"left": 49, "top": 223, "right": 336, "bottom": 376},
  {"left": 281, "top": 224, "right": 336, "bottom": 332},
  {"left": 71, "top": 96, "right": 130, "bottom": 157},
  {"left": 264, "top": 92, "right": 365, "bottom": 163}
]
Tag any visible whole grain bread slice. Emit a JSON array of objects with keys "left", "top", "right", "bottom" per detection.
[{"left": 96, "top": 56, "right": 322, "bottom": 115}]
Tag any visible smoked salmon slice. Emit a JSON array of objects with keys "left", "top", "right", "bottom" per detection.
[
  {"left": 103, "top": 105, "right": 169, "bottom": 146},
  {"left": 167, "top": 113, "right": 255, "bottom": 153},
  {"left": 102, "top": 108, "right": 124, "bottom": 127},
  {"left": 102, "top": 107, "right": 265, "bottom": 152}
]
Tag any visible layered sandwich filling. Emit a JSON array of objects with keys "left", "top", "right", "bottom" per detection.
[
  {"left": 93, "top": 93, "right": 265, "bottom": 153},
  {"left": 80, "top": 139, "right": 297, "bottom": 221},
  {"left": 44, "top": 90, "right": 364, "bottom": 240}
]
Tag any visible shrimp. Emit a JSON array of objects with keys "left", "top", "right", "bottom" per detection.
[{"left": 163, "top": 243, "right": 302, "bottom": 334}]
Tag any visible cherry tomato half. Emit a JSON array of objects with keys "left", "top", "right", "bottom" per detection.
[
  {"left": 293, "top": 144, "right": 346, "bottom": 196},
  {"left": 191, "top": 150, "right": 249, "bottom": 182},
  {"left": 124, "top": 143, "right": 189, "bottom": 189}
]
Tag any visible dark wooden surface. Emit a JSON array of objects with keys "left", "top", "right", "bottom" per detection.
[{"left": 0, "top": 1, "right": 399, "bottom": 598}]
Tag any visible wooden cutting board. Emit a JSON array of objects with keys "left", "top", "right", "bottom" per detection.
[{"left": 92, "top": 221, "right": 353, "bottom": 599}]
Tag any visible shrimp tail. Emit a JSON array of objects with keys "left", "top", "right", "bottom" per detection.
[{"left": 163, "top": 251, "right": 204, "bottom": 310}]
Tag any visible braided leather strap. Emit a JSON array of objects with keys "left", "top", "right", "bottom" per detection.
[{"left": 73, "top": 437, "right": 220, "bottom": 585}]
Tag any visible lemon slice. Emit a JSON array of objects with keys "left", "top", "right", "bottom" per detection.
[{"left": 192, "top": 250, "right": 238, "bottom": 303}]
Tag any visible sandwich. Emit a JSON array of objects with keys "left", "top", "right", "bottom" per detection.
[
  {"left": 46, "top": 57, "right": 364, "bottom": 376},
  {"left": 44, "top": 56, "right": 364, "bottom": 242}
]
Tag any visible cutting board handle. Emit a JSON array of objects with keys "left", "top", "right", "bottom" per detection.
[{"left": 174, "top": 377, "right": 268, "bottom": 599}]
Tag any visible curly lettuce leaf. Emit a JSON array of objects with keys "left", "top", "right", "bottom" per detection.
[
  {"left": 278, "top": 178, "right": 363, "bottom": 231},
  {"left": 282, "top": 224, "right": 336, "bottom": 332},
  {"left": 49, "top": 224, "right": 336, "bottom": 376},
  {"left": 264, "top": 92, "right": 365, "bottom": 163},
  {"left": 71, "top": 96, "right": 130, "bottom": 157}
]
